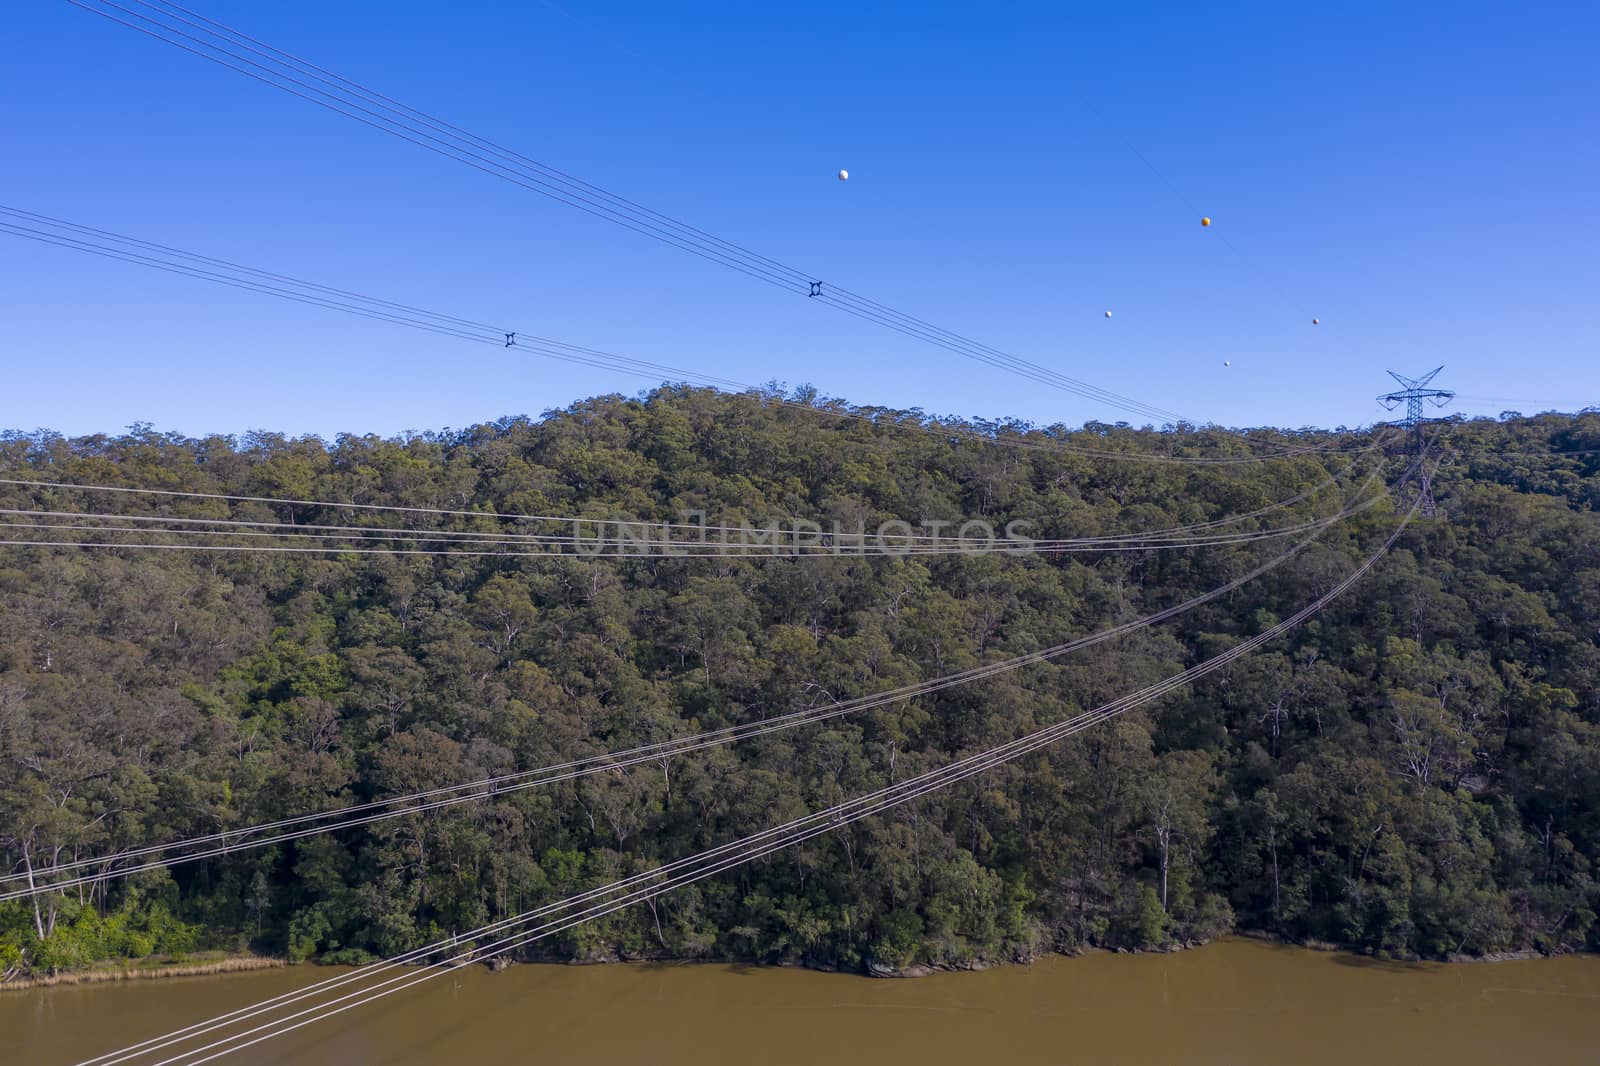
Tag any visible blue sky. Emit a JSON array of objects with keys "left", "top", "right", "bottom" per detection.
[{"left": 3, "top": 0, "right": 1597, "bottom": 438}]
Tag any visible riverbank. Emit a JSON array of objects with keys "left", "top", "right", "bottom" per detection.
[
  {"left": 15, "top": 938, "right": 1600, "bottom": 1066},
  {"left": 5, "top": 931, "right": 1577, "bottom": 994},
  {"left": 0, "top": 951, "right": 283, "bottom": 992},
  {"left": 544, "top": 928, "right": 1584, "bottom": 978}
]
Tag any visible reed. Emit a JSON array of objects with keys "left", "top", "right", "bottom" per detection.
[{"left": 0, "top": 953, "right": 285, "bottom": 992}]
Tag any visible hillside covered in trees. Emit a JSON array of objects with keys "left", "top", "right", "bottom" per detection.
[{"left": 2, "top": 389, "right": 1598, "bottom": 980}]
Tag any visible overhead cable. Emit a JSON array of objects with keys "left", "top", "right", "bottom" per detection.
[
  {"left": 0, "top": 206, "right": 1354, "bottom": 464},
  {"left": 4, "top": 465, "right": 1385, "bottom": 903},
  {"left": 67, "top": 0, "right": 1196, "bottom": 424},
  {"left": 79, "top": 472, "right": 1420, "bottom": 1066}
]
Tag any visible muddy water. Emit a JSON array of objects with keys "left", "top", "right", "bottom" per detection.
[{"left": 11, "top": 939, "right": 1600, "bottom": 1066}]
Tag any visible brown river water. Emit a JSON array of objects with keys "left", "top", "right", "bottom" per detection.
[{"left": 10, "top": 939, "right": 1600, "bottom": 1066}]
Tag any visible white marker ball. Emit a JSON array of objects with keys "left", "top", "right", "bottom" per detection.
[
  {"left": 1104, "top": 310, "right": 1112, "bottom": 318},
  {"left": 838, "top": 169, "right": 849, "bottom": 181},
  {"left": 1224, "top": 360, "right": 1231, "bottom": 367}
]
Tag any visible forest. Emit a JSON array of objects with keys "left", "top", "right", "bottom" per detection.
[{"left": 2, "top": 387, "right": 1598, "bottom": 980}]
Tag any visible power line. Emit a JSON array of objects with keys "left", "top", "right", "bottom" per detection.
[
  {"left": 1379, "top": 367, "right": 1454, "bottom": 518},
  {"left": 0, "top": 516, "right": 1354, "bottom": 560},
  {"left": 66, "top": 0, "right": 1196, "bottom": 426},
  {"left": 87, "top": 485, "right": 1415, "bottom": 1066},
  {"left": 1, "top": 467, "right": 1384, "bottom": 904},
  {"left": 0, "top": 448, "right": 1387, "bottom": 563},
  {"left": 80, "top": 475, "right": 1419, "bottom": 1066},
  {"left": 0, "top": 473, "right": 1331, "bottom": 540},
  {"left": 0, "top": 206, "right": 1362, "bottom": 465},
  {"left": 0, "top": 498, "right": 1347, "bottom": 557},
  {"left": 0, "top": 468, "right": 1349, "bottom": 549},
  {"left": 1479, "top": 448, "right": 1600, "bottom": 459}
]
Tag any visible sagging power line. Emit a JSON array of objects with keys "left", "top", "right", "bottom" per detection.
[
  {"left": 75, "top": 479, "right": 1422, "bottom": 1066},
  {"left": 67, "top": 0, "right": 1194, "bottom": 426},
  {"left": 0, "top": 205, "right": 1355, "bottom": 466},
  {"left": 0, "top": 464, "right": 1387, "bottom": 905},
  {"left": 0, "top": 452, "right": 1383, "bottom": 563},
  {"left": 0, "top": 426, "right": 1391, "bottom": 567}
]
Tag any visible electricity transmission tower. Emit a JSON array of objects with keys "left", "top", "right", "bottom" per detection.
[{"left": 1378, "top": 366, "right": 1453, "bottom": 517}]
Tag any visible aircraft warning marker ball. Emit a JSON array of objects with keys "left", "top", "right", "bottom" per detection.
[
  {"left": 1224, "top": 360, "right": 1231, "bottom": 367},
  {"left": 1201, "top": 217, "right": 1211, "bottom": 227},
  {"left": 838, "top": 169, "right": 849, "bottom": 181},
  {"left": 1312, "top": 317, "right": 1320, "bottom": 325},
  {"left": 1104, "top": 310, "right": 1112, "bottom": 318}
]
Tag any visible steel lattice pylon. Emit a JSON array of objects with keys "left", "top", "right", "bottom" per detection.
[{"left": 1378, "top": 366, "right": 1453, "bottom": 517}]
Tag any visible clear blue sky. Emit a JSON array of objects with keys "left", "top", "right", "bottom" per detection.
[{"left": 3, "top": 0, "right": 1597, "bottom": 439}]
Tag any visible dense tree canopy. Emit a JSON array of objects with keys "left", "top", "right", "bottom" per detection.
[{"left": 2, "top": 390, "right": 1597, "bottom": 978}]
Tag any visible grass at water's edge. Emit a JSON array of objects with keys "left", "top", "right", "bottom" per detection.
[
  {"left": 5, "top": 935, "right": 1585, "bottom": 993},
  {"left": 0, "top": 951, "right": 284, "bottom": 992}
]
